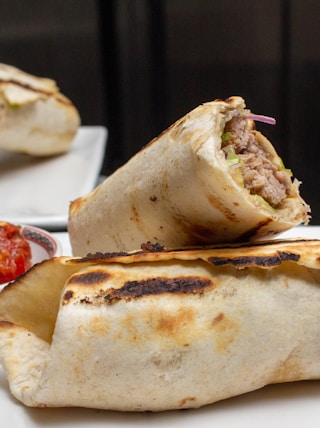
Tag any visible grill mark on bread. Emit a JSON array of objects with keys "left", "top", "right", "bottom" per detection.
[
  {"left": 69, "top": 270, "right": 111, "bottom": 285},
  {"left": 104, "top": 276, "right": 213, "bottom": 304},
  {"left": 205, "top": 193, "right": 241, "bottom": 222},
  {"left": 236, "top": 219, "right": 273, "bottom": 241},
  {"left": 0, "top": 78, "right": 73, "bottom": 106},
  {"left": 172, "top": 215, "right": 222, "bottom": 242},
  {"left": 208, "top": 251, "right": 300, "bottom": 267},
  {"left": 76, "top": 252, "right": 131, "bottom": 262}
]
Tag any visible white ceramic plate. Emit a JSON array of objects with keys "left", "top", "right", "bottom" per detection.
[
  {"left": 0, "top": 126, "right": 107, "bottom": 230},
  {"left": 1, "top": 226, "right": 320, "bottom": 427},
  {"left": 0, "top": 225, "right": 61, "bottom": 290},
  {"left": 21, "top": 224, "right": 62, "bottom": 262}
]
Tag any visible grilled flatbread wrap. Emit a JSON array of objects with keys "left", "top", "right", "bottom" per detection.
[
  {"left": 1, "top": 239, "right": 320, "bottom": 411},
  {"left": 0, "top": 63, "right": 80, "bottom": 156},
  {"left": 68, "top": 96, "right": 309, "bottom": 255}
]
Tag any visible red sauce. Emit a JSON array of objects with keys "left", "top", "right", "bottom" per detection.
[{"left": 0, "top": 222, "right": 32, "bottom": 284}]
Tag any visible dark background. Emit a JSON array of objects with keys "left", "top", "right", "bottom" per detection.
[{"left": 0, "top": 0, "right": 319, "bottom": 223}]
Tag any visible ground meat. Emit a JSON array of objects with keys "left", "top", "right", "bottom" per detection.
[{"left": 223, "top": 117, "right": 292, "bottom": 208}]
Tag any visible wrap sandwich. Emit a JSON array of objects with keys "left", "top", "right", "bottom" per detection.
[
  {"left": 0, "top": 63, "right": 80, "bottom": 156},
  {"left": 68, "top": 96, "right": 309, "bottom": 256},
  {"left": 1, "top": 239, "right": 320, "bottom": 411}
]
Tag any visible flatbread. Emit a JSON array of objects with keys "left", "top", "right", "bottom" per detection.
[
  {"left": 68, "top": 96, "right": 309, "bottom": 255},
  {"left": 0, "top": 63, "right": 80, "bottom": 156},
  {"left": 0, "top": 239, "right": 320, "bottom": 411}
]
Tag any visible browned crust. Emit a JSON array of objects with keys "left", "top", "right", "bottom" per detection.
[
  {"left": 65, "top": 239, "right": 320, "bottom": 269},
  {"left": 0, "top": 78, "right": 74, "bottom": 107},
  {"left": 208, "top": 251, "right": 300, "bottom": 268},
  {"left": 104, "top": 276, "right": 213, "bottom": 304}
]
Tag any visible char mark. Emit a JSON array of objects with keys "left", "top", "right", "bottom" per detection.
[
  {"left": 0, "top": 79, "right": 73, "bottom": 106},
  {"left": 140, "top": 242, "right": 165, "bottom": 252},
  {"left": 236, "top": 219, "right": 272, "bottom": 242},
  {"left": 69, "top": 270, "right": 110, "bottom": 285},
  {"left": 208, "top": 251, "right": 300, "bottom": 267},
  {"left": 104, "top": 276, "right": 212, "bottom": 303},
  {"left": 63, "top": 290, "right": 74, "bottom": 301},
  {"left": 76, "top": 252, "right": 131, "bottom": 262}
]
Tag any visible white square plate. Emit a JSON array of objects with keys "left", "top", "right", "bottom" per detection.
[{"left": 0, "top": 126, "right": 107, "bottom": 230}]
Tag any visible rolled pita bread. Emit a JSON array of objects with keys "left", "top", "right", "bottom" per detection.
[
  {"left": 0, "top": 63, "right": 80, "bottom": 156},
  {"left": 68, "top": 96, "right": 309, "bottom": 255},
  {"left": 0, "top": 239, "right": 320, "bottom": 411}
]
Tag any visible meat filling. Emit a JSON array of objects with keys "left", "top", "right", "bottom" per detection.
[{"left": 222, "top": 117, "right": 292, "bottom": 208}]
